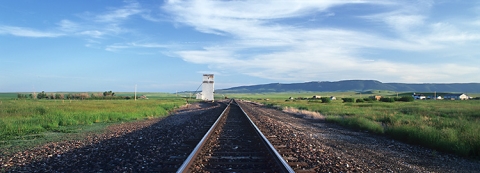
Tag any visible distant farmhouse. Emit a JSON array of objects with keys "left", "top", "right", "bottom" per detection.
[
  {"left": 443, "top": 93, "right": 470, "bottom": 100},
  {"left": 412, "top": 93, "right": 426, "bottom": 100},
  {"left": 369, "top": 95, "right": 382, "bottom": 101}
]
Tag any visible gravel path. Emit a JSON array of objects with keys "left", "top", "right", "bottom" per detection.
[{"left": 238, "top": 100, "right": 480, "bottom": 172}]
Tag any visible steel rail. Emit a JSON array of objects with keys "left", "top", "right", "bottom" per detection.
[
  {"left": 177, "top": 99, "right": 294, "bottom": 172},
  {"left": 236, "top": 99, "right": 295, "bottom": 173},
  {"left": 176, "top": 100, "right": 232, "bottom": 173}
]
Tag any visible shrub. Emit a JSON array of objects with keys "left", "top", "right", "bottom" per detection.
[
  {"left": 380, "top": 97, "right": 395, "bottom": 102},
  {"left": 356, "top": 99, "right": 364, "bottom": 103},
  {"left": 342, "top": 98, "right": 355, "bottom": 103},
  {"left": 320, "top": 97, "right": 331, "bottom": 103},
  {"left": 398, "top": 96, "right": 414, "bottom": 102},
  {"left": 363, "top": 97, "right": 374, "bottom": 102}
]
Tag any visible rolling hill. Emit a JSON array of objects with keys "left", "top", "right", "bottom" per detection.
[{"left": 217, "top": 80, "right": 480, "bottom": 93}]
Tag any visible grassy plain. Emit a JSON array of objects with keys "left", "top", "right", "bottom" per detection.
[
  {"left": 0, "top": 93, "right": 187, "bottom": 154},
  {"left": 230, "top": 92, "right": 480, "bottom": 158}
]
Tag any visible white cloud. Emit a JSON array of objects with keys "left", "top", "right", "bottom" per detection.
[
  {"left": 57, "top": 20, "right": 79, "bottom": 32},
  {"left": 0, "top": 25, "right": 63, "bottom": 37},
  {"left": 427, "top": 22, "right": 480, "bottom": 42},
  {"left": 105, "top": 42, "right": 169, "bottom": 52},
  {"left": 1, "top": 1, "right": 143, "bottom": 40},
  {"left": 94, "top": 2, "right": 143, "bottom": 23},
  {"left": 79, "top": 30, "right": 104, "bottom": 38},
  {"left": 163, "top": 0, "right": 480, "bottom": 83},
  {"left": 364, "top": 13, "right": 425, "bottom": 33}
]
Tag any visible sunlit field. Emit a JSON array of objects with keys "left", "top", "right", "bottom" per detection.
[
  {"left": 0, "top": 93, "right": 187, "bottom": 153},
  {"left": 231, "top": 92, "right": 480, "bottom": 158}
]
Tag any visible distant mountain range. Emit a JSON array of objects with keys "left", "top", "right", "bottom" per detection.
[{"left": 217, "top": 80, "right": 480, "bottom": 93}]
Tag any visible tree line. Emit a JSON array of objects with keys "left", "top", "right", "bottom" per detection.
[{"left": 17, "top": 91, "right": 143, "bottom": 100}]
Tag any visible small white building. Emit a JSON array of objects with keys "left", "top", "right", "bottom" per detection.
[{"left": 196, "top": 74, "right": 214, "bottom": 101}]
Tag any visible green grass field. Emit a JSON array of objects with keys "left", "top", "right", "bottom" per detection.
[
  {"left": 2, "top": 91, "right": 479, "bottom": 158},
  {"left": 231, "top": 92, "right": 480, "bottom": 158},
  {"left": 0, "top": 93, "right": 188, "bottom": 154}
]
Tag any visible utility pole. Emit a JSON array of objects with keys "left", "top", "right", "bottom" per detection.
[
  {"left": 134, "top": 84, "right": 137, "bottom": 101},
  {"left": 33, "top": 85, "right": 36, "bottom": 99}
]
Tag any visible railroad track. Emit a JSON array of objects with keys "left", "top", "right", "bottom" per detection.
[{"left": 177, "top": 99, "right": 294, "bottom": 173}]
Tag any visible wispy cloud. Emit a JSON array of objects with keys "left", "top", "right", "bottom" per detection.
[
  {"left": 105, "top": 42, "right": 169, "bottom": 52},
  {"left": 93, "top": 2, "right": 143, "bottom": 23},
  {"left": 0, "top": 25, "right": 63, "bottom": 37},
  {"left": 163, "top": 0, "right": 480, "bottom": 83},
  {"left": 1, "top": 1, "right": 144, "bottom": 40},
  {"left": 57, "top": 20, "right": 79, "bottom": 32}
]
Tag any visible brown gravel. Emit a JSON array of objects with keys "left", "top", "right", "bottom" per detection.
[{"left": 238, "top": 100, "right": 480, "bottom": 173}]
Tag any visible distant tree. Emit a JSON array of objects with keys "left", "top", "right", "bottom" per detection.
[
  {"left": 103, "top": 91, "right": 115, "bottom": 97},
  {"left": 92, "top": 93, "right": 102, "bottom": 98},
  {"left": 37, "top": 91, "right": 47, "bottom": 99},
  {"left": 342, "top": 98, "right": 355, "bottom": 103},
  {"left": 320, "top": 97, "right": 331, "bottom": 103},
  {"left": 55, "top": 93, "right": 62, "bottom": 99},
  {"left": 17, "top": 93, "right": 28, "bottom": 99},
  {"left": 380, "top": 97, "right": 395, "bottom": 102},
  {"left": 363, "top": 97, "right": 374, "bottom": 102},
  {"left": 79, "top": 93, "right": 90, "bottom": 100},
  {"left": 398, "top": 96, "right": 414, "bottom": 102},
  {"left": 356, "top": 98, "right": 364, "bottom": 103}
]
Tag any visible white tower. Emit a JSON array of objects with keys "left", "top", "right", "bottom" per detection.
[{"left": 196, "top": 74, "right": 214, "bottom": 101}]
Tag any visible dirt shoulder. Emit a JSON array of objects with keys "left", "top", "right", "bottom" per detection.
[{"left": 239, "top": 100, "right": 480, "bottom": 172}]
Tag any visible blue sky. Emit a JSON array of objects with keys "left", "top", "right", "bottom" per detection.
[{"left": 1, "top": 0, "right": 479, "bottom": 92}]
